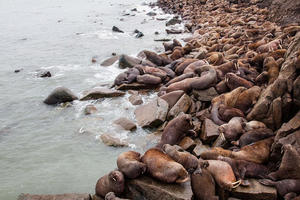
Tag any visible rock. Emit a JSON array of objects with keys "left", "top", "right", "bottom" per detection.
[
  {"left": 118, "top": 54, "right": 142, "bottom": 69},
  {"left": 14, "top": 68, "right": 23, "bottom": 73},
  {"left": 166, "top": 29, "right": 183, "bottom": 34},
  {"left": 112, "top": 26, "right": 124, "bottom": 33},
  {"left": 166, "top": 17, "right": 181, "bottom": 26},
  {"left": 125, "top": 175, "right": 193, "bottom": 200},
  {"left": 129, "top": 94, "right": 143, "bottom": 105},
  {"left": 90, "top": 194, "right": 104, "bottom": 200},
  {"left": 200, "top": 118, "right": 220, "bottom": 143},
  {"left": 212, "top": 132, "right": 227, "bottom": 147},
  {"left": 100, "top": 55, "right": 120, "bottom": 66},
  {"left": 114, "top": 117, "right": 137, "bottom": 131},
  {"left": 134, "top": 98, "right": 168, "bottom": 128},
  {"left": 116, "top": 83, "right": 158, "bottom": 90},
  {"left": 192, "top": 87, "right": 219, "bottom": 102},
  {"left": 38, "top": 71, "right": 51, "bottom": 78},
  {"left": 84, "top": 104, "right": 97, "bottom": 115},
  {"left": 160, "top": 90, "right": 185, "bottom": 109},
  {"left": 44, "top": 87, "right": 78, "bottom": 105},
  {"left": 179, "top": 137, "right": 196, "bottom": 151},
  {"left": 100, "top": 134, "right": 128, "bottom": 147},
  {"left": 230, "top": 179, "right": 277, "bottom": 200},
  {"left": 274, "top": 110, "right": 300, "bottom": 141},
  {"left": 80, "top": 88, "right": 125, "bottom": 100},
  {"left": 146, "top": 11, "right": 157, "bottom": 16},
  {"left": 167, "top": 94, "right": 191, "bottom": 119},
  {"left": 293, "top": 76, "right": 300, "bottom": 107},
  {"left": 192, "top": 143, "right": 210, "bottom": 157},
  {"left": 134, "top": 30, "right": 144, "bottom": 38},
  {"left": 18, "top": 193, "right": 91, "bottom": 200}
]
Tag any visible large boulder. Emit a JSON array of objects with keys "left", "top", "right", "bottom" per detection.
[
  {"left": 125, "top": 175, "right": 193, "bottom": 200},
  {"left": 44, "top": 87, "right": 78, "bottom": 105},
  {"left": 18, "top": 193, "right": 91, "bottom": 200},
  {"left": 160, "top": 90, "right": 185, "bottom": 109},
  {"left": 118, "top": 54, "right": 142, "bottom": 69},
  {"left": 80, "top": 88, "right": 125, "bottom": 100},
  {"left": 200, "top": 118, "right": 220, "bottom": 143},
  {"left": 167, "top": 94, "right": 191, "bottom": 119},
  {"left": 134, "top": 98, "right": 168, "bottom": 128},
  {"left": 100, "top": 134, "right": 128, "bottom": 147},
  {"left": 192, "top": 87, "right": 219, "bottom": 102}
]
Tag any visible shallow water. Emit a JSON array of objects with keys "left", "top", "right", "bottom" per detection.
[{"left": 0, "top": 0, "right": 186, "bottom": 199}]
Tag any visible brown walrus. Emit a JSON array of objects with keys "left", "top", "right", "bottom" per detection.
[
  {"left": 219, "top": 117, "right": 246, "bottom": 142},
  {"left": 157, "top": 114, "right": 194, "bottom": 148},
  {"left": 232, "top": 128, "right": 274, "bottom": 147},
  {"left": 218, "top": 104, "right": 245, "bottom": 122},
  {"left": 225, "top": 73, "right": 254, "bottom": 90},
  {"left": 165, "top": 73, "right": 194, "bottom": 87},
  {"left": 263, "top": 56, "right": 279, "bottom": 85},
  {"left": 206, "top": 160, "right": 241, "bottom": 190},
  {"left": 259, "top": 179, "right": 300, "bottom": 197},
  {"left": 243, "top": 120, "right": 267, "bottom": 131},
  {"left": 268, "top": 144, "right": 300, "bottom": 181},
  {"left": 257, "top": 39, "right": 281, "bottom": 54},
  {"left": 183, "top": 60, "right": 208, "bottom": 74},
  {"left": 162, "top": 144, "right": 199, "bottom": 173},
  {"left": 175, "top": 59, "right": 198, "bottom": 75},
  {"left": 234, "top": 86, "right": 261, "bottom": 114},
  {"left": 141, "top": 66, "right": 168, "bottom": 80},
  {"left": 136, "top": 74, "right": 162, "bottom": 85},
  {"left": 117, "top": 151, "right": 147, "bottom": 179},
  {"left": 141, "top": 148, "right": 189, "bottom": 183},
  {"left": 215, "top": 61, "right": 237, "bottom": 80},
  {"left": 95, "top": 170, "right": 125, "bottom": 198}
]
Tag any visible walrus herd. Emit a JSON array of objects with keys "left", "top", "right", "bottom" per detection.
[{"left": 94, "top": 0, "right": 300, "bottom": 199}]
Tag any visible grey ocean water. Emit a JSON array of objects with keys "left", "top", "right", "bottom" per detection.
[{"left": 0, "top": 0, "right": 184, "bottom": 199}]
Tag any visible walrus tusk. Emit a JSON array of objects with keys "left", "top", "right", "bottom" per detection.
[{"left": 232, "top": 180, "right": 242, "bottom": 188}]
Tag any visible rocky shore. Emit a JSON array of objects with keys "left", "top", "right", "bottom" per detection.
[{"left": 24, "top": 0, "right": 300, "bottom": 199}]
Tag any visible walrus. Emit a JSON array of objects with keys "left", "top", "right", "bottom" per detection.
[
  {"left": 183, "top": 60, "right": 208, "bottom": 74},
  {"left": 215, "top": 61, "right": 237, "bottom": 80},
  {"left": 95, "top": 170, "right": 125, "bottom": 197},
  {"left": 243, "top": 120, "right": 267, "bottom": 131},
  {"left": 163, "top": 39, "right": 182, "bottom": 51},
  {"left": 136, "top": 74, "right": 162, "bottom": 85},
  {"left": 162, "top": 144, "right": 199, "bottom": 173},
  {"left": 158, "top": 66, "right": 176, "bottom": 79},
  {"left": 165, "top": 73, "right": 194, "bottom": 87},
  {"left": 263, "top": 56, "right": 279, "bottom": 84},
  {"left": 117, "top": 151, "right": 147, "bottom": 179},
  {"left": 206, "top": 52, "right": 225, "bottom": 65},
  {"left": 170, "top": 47, "right": 184, "bottom": 61},
  {"left": 206, "top": 160, "right": 241, "bottom": 190},
  {"left": 113, "top": 67, "right": 141, "bottom": 86},
  {"left": 219, "top": 117, "right": 246, "bottom": 141},
  {"left": 105, "top": 192, "right": 129, "bottom": 200},
  {"left": 191, "top": 168, "right": 218, "bottom": 200},
  {"left": 141, "top": 148, "right": 189, "bottom": 183},
  {"left": 259, "top": 179, "right": 300, "bottom": 197},
  {"left": 232, "top": 128, "right": 274, "bottom": 147},
  {"left": 175, "top": 59, "right": 198, "bottom": 75},
  {"left": 225, "top": 73, "right": 254, "bottom": 90},
  {"left": 138, "top": 50, "right": 170, "bottom": 66},
  {"left": 157, "top": 114, "right": 194, "bottom": 148},
  {"left": 218, "top": 104, "right": 245, "bottom": 122},
  {"left": 268, "top": 144, "right": 300, "bottom": 181},
  {"left": 248, "top": 37, "right": 268, "bottom": 50},
  {"left": 201, "top": 137, "right": 274, "bottom": 164},
  {"left": 141, "top": 66, "right": 168, "bottom": 80},
  {"left": 257, "top": 39, "right": 281, "bottom": 54},
  {"left": 234, "top": 86, "right": 261, "bottom": 114}
]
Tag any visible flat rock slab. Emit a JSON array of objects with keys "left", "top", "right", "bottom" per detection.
[
  {"left": 100, "top": 134, "right": 128, "bottom": 147},
  {"left": 125, "top": 175, "right": 193, "bottom": 200},
  {"left": 231, "top": 179, "right": 277, "bottom": 200},
  {"left": 18, "top": 193, "right": 91, "bottom": 200},
  {"left": 80, "top": 88, "right": 125, "bottom": 100},
  {"left": 192, "top": 143, "right": 210, "bottom": 157},
  {"left": 134, "top": 98, "right": 168, "bottom": 128},
  {"left": 200, "top": 118, "right": 220, "bottom": 143},
  {"left": 179, "top": 137, "right": 196, "bottom": 151},
  {"left": 116, "top": 83, "right": 159, "bottom": 91},
  {"left": 114, "top": 117, "right": 137, "bottom": 131},
  {"left": 192, "top": 87, "right": 218, "bottom": 102},
  {"left": 167, "top": 94, "right": 191, "bottom": 119}
]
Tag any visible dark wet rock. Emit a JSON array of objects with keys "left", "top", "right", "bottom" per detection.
[
  {"left": 14, "top": 68, "right": 23, "bottom": 73},
  {"left": 114, "top": 117, "right": 137, "bottom": 131},
  {"left": 146, "top": 11, "right": 157, "bottom": 16},
  {"left": 179, "top": 137, "right": 196, "bottom": 151},
  {"left": 118, "top": 54, "right": 142, "bottom": 69},
  {"left": 100, "top": 134, "right": 128, "bottom": 147},
  {"left": 231, "top": 179, "right": 277, "bottom": 200},
  {"left": 134, "top": 98, "right": 168, "bottom": 128},
  {"left": 293, "top": 76, "right": 300, "bottom": 107},
  {"left": 166, "top": 17, "right": 181, "bottom": 26},
  {"left": 192, "top": 143, "right": 210, "bottom": 157},
  {"left": 84, "top": 104, "right": 97, "bottom": 115},
  {"left": 116, "top": 83, "right": 158, "bottom": 90},
  {"left": 192, "top": 87, "right": 218, "bottom": 102},
  {"left": 212, "top": 132, "right": 227, "bottom": 148},
  {"left": 166, "top": 29, "right": 183, "bottom": 34},
  {"left": 38, "top": 71, "right": 51, "bottom": 78},
  {"left": 18, "top": 193, "right": 91, "bottom": 200},
  {"left": 44, "top": 87, "right": 78, "bottom": 105},
  {"left": 167, "top": 94, "right": 191, "bottom": 119},
  {"left": 128, "top": 94, "right": 143, "bottom": 105},
  {"left": 80, "top": 88, "right": 125, "bottom": 100},
  {"left": 200, "top": 118, "right": 220, "bottom": 143},
  {"left": 100, "top": 56, "right": 120, "bottom": 67},
  {"left": 125, "top": 175, "right": 193, "bottom": 200},
  {"left": 112, "top": 26, "right": 124, "bottom": 33},
  {"left": 134, "top": 29, "right": 144, "bottom": 38}
]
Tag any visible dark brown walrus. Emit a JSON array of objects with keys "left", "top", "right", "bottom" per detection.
[
  {"left": 259, "top": 179, "right": 300, "bottom": 197},
  {"left": 141, "top": 148, "right": 189, "bottom": 183},
  {"left": 162, "top": 144, "right": 199, "bottom": 173},
  {"left": 157, "top": 114, "right": 194, "bottom": 148},
  {"left": 232, "top": 128, "right": 274, "bottom": 147},
  {"left": 95, "top": 170, "right": 125, "bottom": 197},
  {"left": 117, "top": 151, "right": 147, "bottom": 179}
]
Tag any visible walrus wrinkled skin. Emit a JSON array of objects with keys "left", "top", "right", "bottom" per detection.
[
  {"left": 243, "top": 120, "right": 267, "bottom": 131},
  {"left": 232, "top": 128, "right": 274, "bottom": 147},
  {"left": 259, "top": 179, "right": 300, "bottom": 197},
  {"left": 183, "top": 60, "right": 208, "bottom": 74},
  {"left": 256, "top": 39, "right": 281, "bottom": 54},
  {"left": 105, "top": 192, "right": 129, "bottom": 200},
  {"left": 136, "top": 74, "right": 162, "bottom": 85},
  {"left": 95, "top": 170, "right": 125, "bottom": 198},
  {"left": 162, "top": 144, "right": 199, "bottom": 173},
  {"left": 117, "top": 151, "right": 147, "bottom": 179},
  {"left": 206, "top": 160, "right": 241, "bottom": 190},
  {"left": 175, "top": 59, "right": 198, "bottom": 75},
  {"left": 157, "top": 114, "right": 194, "bottom": 148},
  {"left": 165, "top": 73, "right": 194, "bottom": 87},
  {"left": 234, "top": 86, "right": 261, "bottom": 114},
  {"left": 225, "top": 73, "right": 254, "bottom": 90},
  {"left": 268, "top": 144, "right": 300, "bottom": 181},
  {"left": 219, "top": 117, "right": 246, "bottom": 141},
  {"left": 113, "top": 68, "right": 141, "bottom": 86},
  {"left": 191, "top": 168, "right": 218, "bottom": 200},
  {"left": 263, "top": 56, "right": 280, "bottom": 85},
  {"left": 218, "top": 104, "right": 245, "bottom": 122},
  {"left": 141, "top": 148, "right": 189, "bottom": 183}
]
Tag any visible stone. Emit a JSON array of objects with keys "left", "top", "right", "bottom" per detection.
[
  {"left": 100, "top": 55, "right": 120, "bottom": 66},
  {"left": 100, "top": 134, "right": 128, "bottom": 147},
  {"left": 167, "top": 94, "right": 191, "bottom": 119},
  {"left": 146, "top": 11, "right": 157, "bottom": 16},
  {"left": 160, "top": 90, "right": 185, "bottom": 109},
  {"left": 230, "top": 179, "right": 277, "bottom": 200},
  {"left": 179, "top": 137, "right": 196, "bottom": 151},
  {"left": 212, "top": 132, "right": 227, "bottom": 147},
  {"left": 192, "top": 143, "right": 210, "bottom": 157},
  {"left": 80, "top": 88, "right": 125, "bottom": 100},
  {"left": 90, "top": 194, "right": 104, "bottom": 200},
  {"left": 125, "top": 175, "right": 193, "bottom": 200},
  {"left": 192, "top": 87, "right": 219, "bottom": 102},
  {"left": 18, "top": 193, "right": 91, "bottom": 200},
  {"left": 275, "top": 110, "right": 300, "bottom": 141},
  {"left": 38, "top": 71, "right": 51, "bottom": 78},
  {"left": 84, "top": 104, "right": 97, "bottom": 115},
  {"left": 293, "top": 76, "right": 300, "bottom": 107},
  {"left": 118, "top": 54, "right": 142, "bottom": 69},
  {"left": 200, "top": 118, "right": 220, "bottom": 143},
  {"left": 114, "top": 117, "right": 137, "bottom": 131},
  {"left": 116, "top": 83, "right": 158, "bottom": 91},
  {"left": 166, "top": 17, "right": 181, "bottom": 26},
  {"left": 44, "top": 87, "right": 78, "bottom": 105},
  {"left": 128, "top": 94, "right": 143, "bottom": 105},
  {"left": 134, "top": 98, "right": 168, "bottom": 128},
  {"left": 112, "top": 26, "right": 124, "bottom": 33}
]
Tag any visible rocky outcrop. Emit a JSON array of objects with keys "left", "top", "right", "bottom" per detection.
[
  {"left": 80, "top": 88, "right": 125, "bottom": 100},
  {"left": 44, "top": 87, "right": 78, "bottom": 105}
]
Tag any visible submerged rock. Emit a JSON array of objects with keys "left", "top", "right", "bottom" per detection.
[
  {"left": 100, "top": 134, "right": 128, "bottom": 147},
  {"left": 80, "top": 88, "right": 125, "bottom": 100},
  {"left": 114, "top": 117, "right": 137, "bottom": 131},
  {"left": 128, "top": 94, "right": 143, "bottom": 105},
  {"left": 112, "top": 26, "right": 124, "bottom": 33},
  {"left": 84, "top": 104, "right": 97, "bottom": 115},
  {"left": 118, "top": 55, "right": 142, "bottom": 69},
  {"left": 43, "top": 87, "right": 78, "bottom": 105},
  {"left": 38, "top": 71, "right": 51, "bottom": 78}
]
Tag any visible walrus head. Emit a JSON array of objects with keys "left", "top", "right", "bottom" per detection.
[{"left": 108, "top": 170, "right": 125, "bottom": 194}]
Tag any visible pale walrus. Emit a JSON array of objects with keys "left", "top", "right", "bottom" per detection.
[
  {"left": 95, "top": 170, "right": 125, "bottom": 197},
  {"left": 162, "top": 144, "right": 199, "bottom": 173},
  {"left": 219, "top": 117, "right": 246, "bottom": 141},
  {"left": 117, "top": 151, "right": 147, "bottom": 179},
  {"left": 141, "top": 148, "right": 189, "bottom": 183}
]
